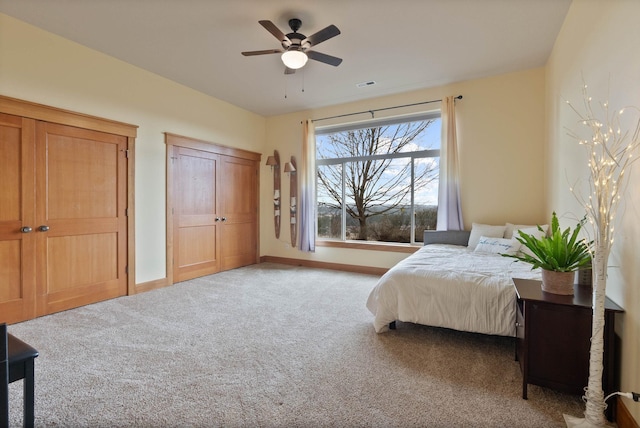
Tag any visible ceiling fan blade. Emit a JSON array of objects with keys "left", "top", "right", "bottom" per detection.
[
  {"left": 305, "top": 25, "right": 340, "bottom": 46},
  {"left": 307, "top": 50, "right": 343, "bottom": 67},
  {"left": 259, "top": 20, "right": 288, "bottom": 42},
  {"left": 242, "top": 49, "right": 283, "bottom": 56},
  {"left": 284, "top": 67, "right": 296, "bottom": 75}
]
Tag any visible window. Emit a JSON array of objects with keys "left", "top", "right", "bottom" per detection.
[{"left": 316, "top": 112, "right": 441, "bottom": 244}]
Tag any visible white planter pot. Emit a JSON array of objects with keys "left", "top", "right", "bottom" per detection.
[{"left": 541, "top": 269, "right": 575, "bottom": 295}]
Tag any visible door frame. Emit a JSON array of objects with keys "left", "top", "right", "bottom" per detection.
[
  {"left": 165, "top": 133, "right": 261, "bottom": 286},
  {"left": 0, "top": 95, "right": 138, "bottom": 296}
]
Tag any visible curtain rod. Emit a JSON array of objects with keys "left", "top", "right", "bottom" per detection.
[{"left": 309, "top": 95, "right": 462, "bottom": 123}]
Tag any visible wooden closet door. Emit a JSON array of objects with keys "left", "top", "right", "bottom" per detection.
[
  {"left": 220, "top": 156, "right": 258, "bottom": 271},
  {"left": 35, "top": 122, "right": 128, "bottom": 315},
  {"left": 0, "top": 114, "right": 36, "bottom": 324},
  {"left": 172, "top": 146, "right": 221, "bottom": 282}
]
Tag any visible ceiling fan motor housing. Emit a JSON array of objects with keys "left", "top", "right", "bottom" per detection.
[{"left": 282, "top": 19, "right": 310, "bottom": 51}]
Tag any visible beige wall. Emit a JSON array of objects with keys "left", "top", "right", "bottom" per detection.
[
  {"left": 0, "top": 14, "right": 267, "bottom": 283},
  {"left": 0, "top": 13, "right": 549, "bottom": 276},
  {"left": 547, "top": 0, "right": 640, "bottom": 421},
  {"left": 262, "top": 68, "right": 548, "bottom": 269}
]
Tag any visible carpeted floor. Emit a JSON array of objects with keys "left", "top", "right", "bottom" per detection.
[{"left": 8, "top": 262, "right": 585, "bottom": 427}]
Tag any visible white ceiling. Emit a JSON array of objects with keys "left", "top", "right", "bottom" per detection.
[{"left": 0, "top": 0, "right": 572, "bottom": 117}]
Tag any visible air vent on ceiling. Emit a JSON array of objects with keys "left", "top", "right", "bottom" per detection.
[{"left": 356, "top": 81, "right": 376, "bottom": 88}]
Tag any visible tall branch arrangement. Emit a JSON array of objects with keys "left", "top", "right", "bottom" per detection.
[{"left": 565, "top": 84, "right": 640, "bottom": 426}]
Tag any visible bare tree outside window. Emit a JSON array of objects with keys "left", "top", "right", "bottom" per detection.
[{"left": 316, "top": 117, "right": 440, "bottom": 243}]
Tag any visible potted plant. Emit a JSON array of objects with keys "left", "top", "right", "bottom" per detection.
[{"left": 503, "top": 212, "right": 593, "bottom": 295}]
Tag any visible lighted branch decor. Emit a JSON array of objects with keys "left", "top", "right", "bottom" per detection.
[{"left": 563, "top": 85, "right": 640, "bottom": 427}]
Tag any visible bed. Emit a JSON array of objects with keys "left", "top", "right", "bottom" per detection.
[{"left": 366, "top": 226, "right": 544, "bottom": 335}]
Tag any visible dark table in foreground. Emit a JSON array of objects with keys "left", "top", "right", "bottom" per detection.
[{"left": 8, "top": 333, "right": 39, "bottom": 428}]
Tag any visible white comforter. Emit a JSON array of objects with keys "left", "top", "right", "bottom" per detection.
[{"left": 366, "top": 244, "right": 542, "bottom": 335}]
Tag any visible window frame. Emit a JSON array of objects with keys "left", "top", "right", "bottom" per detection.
[{"left": 315, "top": 111, "right": 441, "bottom": 246}]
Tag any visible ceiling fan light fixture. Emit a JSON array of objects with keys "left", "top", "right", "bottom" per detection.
[{"left": 281, "top": 50, "right": 308, "bottom": 69}]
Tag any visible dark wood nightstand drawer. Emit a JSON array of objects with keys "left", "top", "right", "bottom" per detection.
[{"left": 527, "top": 301, "right": 591, "bottom": 394}]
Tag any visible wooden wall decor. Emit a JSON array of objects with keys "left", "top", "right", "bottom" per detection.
[
  {"left": 286, "top": 156, "right": 297, "bottom": 248},
  {"left": 266, "top": 151, "right": 281, "bottom": 238}
]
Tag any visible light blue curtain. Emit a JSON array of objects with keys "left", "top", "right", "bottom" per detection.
[
  {"left": 299, "top": 119, "right": 316, "bottom": 251},
  {"left": 436, "top": 96, "right": 464, "bottom": 230}
]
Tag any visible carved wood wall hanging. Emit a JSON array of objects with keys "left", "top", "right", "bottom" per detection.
[
  {"left": 266, "top": 151, "right": 281, "bottom": 238},
  {"left": 285, "top": 156, "right": 297, "bottom": 247}
]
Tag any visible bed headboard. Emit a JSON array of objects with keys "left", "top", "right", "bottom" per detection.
[{"left": 423, "top": 230, "right": 471, "bottom": 246}]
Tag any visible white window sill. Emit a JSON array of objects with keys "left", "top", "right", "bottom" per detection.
[{"left": 316, "top": 239, "right": 421, "bottom": 253}]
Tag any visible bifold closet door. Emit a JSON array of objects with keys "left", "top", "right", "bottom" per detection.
[
  {"left": 166, "top": 133, "right": 259, "bottom": 284},
  {"left": 34, "top": 122, "right": 128, "bottom": 316},
  {"left": 0, "top": 114, "right": 36, "bottom": 324},
  {"left": 172, "top": 146, "right": 221, "bottom": 283},
  {"left": 1, "top": 117, "right": 128, "bottom": 322},
  {"left": 219, "top": 156, "right": 258, "bottom": 271}
]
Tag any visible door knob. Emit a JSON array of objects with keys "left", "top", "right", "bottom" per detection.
[
  {"left": 39, "top": 225, "right": 50, "bottom": 232},
  {"left": 221, "top": 217, "right": 227, "bottom": 222},
  {"left": 215, "top": 217, "right": 221, "bottom": 222},
  {"left": 21, "top": 226, "right": 32, "bottom": 233}
]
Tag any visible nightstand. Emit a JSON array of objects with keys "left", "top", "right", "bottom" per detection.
[{"left": 513, "top": 278, "right": 623, "bottom": 402}]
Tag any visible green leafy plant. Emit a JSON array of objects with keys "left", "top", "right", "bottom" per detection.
[{"left": 503, "top": 212, "right": 593, "bottom": 272}]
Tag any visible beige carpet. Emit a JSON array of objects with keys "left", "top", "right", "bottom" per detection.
[{"left": 8, "top": 262, "right": 585, "bottom": 427}]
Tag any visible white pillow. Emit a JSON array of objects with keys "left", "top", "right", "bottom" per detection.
[
  {"left": 514, "top": 226, "right": 548, "bottom": 257},
  {"left": 468, "top": 223, "right": 506, "bottom": 250},
  {"left": 514, "top": 226, "right": 547, "bottom": 239},
  {"left": 504, "top": 223, "right": 534, "bottom": 239},
  {"left": 474, "top": 236, "right": 521, "bottom": 255}
]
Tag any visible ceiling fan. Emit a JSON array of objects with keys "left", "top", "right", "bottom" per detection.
[{"left": 242, "top": 18, "right": 342, "bottom": 74}]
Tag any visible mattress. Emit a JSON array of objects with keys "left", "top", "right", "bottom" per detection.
[{"left": 366, "top": 244, "right": 542, "bottom": 335}]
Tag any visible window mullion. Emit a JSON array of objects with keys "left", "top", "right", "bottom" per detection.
[
  {"left": 317, "top": 149, "right": 439, "bottom": 166},
  {"left": 341, "top": 161, "right": 346, "bottom": 240},
  {"left": 410, "top": 158, "right": 416, "bottom": 245}
]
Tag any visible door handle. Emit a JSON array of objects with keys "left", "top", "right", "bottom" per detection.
[
  {"left": 221, "top": 217, "right": 227, "bottom": 222},
  {"left": 215, "top": 217, "right": 221, "bottom": 222},
  {"left": 21, "top": 226, "right": 32, "bottom": 233},
  {"left": 39, "top": 225, "right": 50, "bottom": 232}
]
